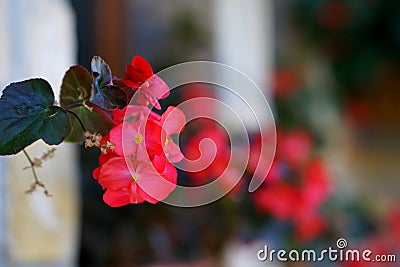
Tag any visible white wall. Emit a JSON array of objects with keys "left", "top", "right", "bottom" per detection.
[
  {"left": 0, "top": 0, "right": 79, "bottom": 266},
  {"left": 213, "top": 0, "right": 274, "bottom": 131}
]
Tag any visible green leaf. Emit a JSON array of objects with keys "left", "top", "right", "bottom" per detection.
[
  {"left": 60, "top": 65, "right": 93, "bottom": 106},
  {"left": 0, "top": 79, "right": 71, "bottom": 155},
  {"left": 60, "top": 65, "right": 114, "bottom": 142},
  {"left": 90, "top": 56, "right": 127, "bottom": 110}
]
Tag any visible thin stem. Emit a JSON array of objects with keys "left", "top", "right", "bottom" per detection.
[
  {"left": 23, "top": 149, "right": 38, "bottom": 182},
  {"left": 23, "top": 149, "right": 52, "bottom": 197},
  {"left": 61, "top": 101, "right": 82, "bottom": 110},
  {"left": 65, "top": 110, "right": 87, "bottom": 132},
  {"left": 62, "top": 101, "right": 117, "bottom": 127}
]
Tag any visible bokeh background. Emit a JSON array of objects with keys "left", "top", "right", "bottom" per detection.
[{"left": 0, "top": 0, "right": 399, "bottom": 266}]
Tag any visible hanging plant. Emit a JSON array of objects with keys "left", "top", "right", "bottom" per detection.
[{"left": 0, "top": 55, "right": 185, "bottom": 206}]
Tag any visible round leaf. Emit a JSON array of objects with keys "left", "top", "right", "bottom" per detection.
[{"left": 0, "top": 79, "right": 71, "bottom": 155}]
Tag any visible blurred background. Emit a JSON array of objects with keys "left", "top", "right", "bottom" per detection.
[{"left": 0, "top": 0, "right": 399, "bottom": 266}]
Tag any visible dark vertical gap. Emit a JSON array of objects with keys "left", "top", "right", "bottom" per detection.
[
  {"left": 69, "top": 1, "right": 101, "bottom": 266},
  {"left": 70, "top": 1, "right": 134, "bottom": 266},
  {"left": 71, "top": 0, "right": 95, "bottom": 69}
]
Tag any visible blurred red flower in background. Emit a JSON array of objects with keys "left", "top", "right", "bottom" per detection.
[
  {"left": 273, "top": 67, "right": 302, "bottom": 99},
  {"left": 182, "top": 122, "right": 230, "bottom": 184},
  {"left": 252, "top": 129, "right": 331, "bottom": 242}
]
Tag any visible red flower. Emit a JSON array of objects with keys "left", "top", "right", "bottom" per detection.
[
  {"left": 111, "top": 105, "right": 185, "bottom": 163},
  {"left": 92, "top": 56, "right": 185, "bottom": 207},
  {"left": 123, "top": 56, "right": 153, "bottom": 88},
  {"left": 301, "top": 158, "right": 331, "bottom": 212},
  {"left": 273, "top": 67, "right": 301, "bottom": 98},
  {"left": 94, "top": 105, "right": 185, "bottom": 206},
  {"left": 109, "top": 120, "right": 163, "bottom": 161},
  {"left": 253, "top": 183, "right": 298, "bottom": 220},
  {"left": 251, "top": 128, "right": 331, "bottom": 242},
  {"left": 135, "top": 76, "right": 169, "bottom": 109},
  {"left": 294, "top": 213, "right": 327, "bottom": 243},
  {"left": 123, "top": 56, "right": 169, "bottom": 109},
  {"left": 277, "top": 129, "right": 312, "bottom": 168},
  {"left": 97, "top": 157, "right": 177, "bottom": 207}
]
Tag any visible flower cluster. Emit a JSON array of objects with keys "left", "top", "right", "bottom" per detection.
[{"left": 93, "top": 56, "right": 186, "bottom": 207}]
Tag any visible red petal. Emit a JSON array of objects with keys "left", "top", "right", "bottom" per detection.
[
  {"left": 161, "top": 106, "right": 186, "bottom": 135},
  {"left": 92, "top": 167, "right": 100, "bottom": 180},
  {"left": 99, "top": 152, "right": 117, "bottom": 166},
  {"left": 112, "top": 107, "right": 127, "bottom": 124},
  {"left": 146, "top": 75, "right": 170, "bottom": 99},
  {"left": 131, "top": 56, "right": 153, "bottom": 76},
  {"left": 162, "top": 162, "right": 178, "bottom": 184},
  {"left": 103, "top": 188, "right": 131, "bottom": 207},
  {"left": 123, "top": 56, "right": 153, "bottom": 86},
  {"left": 144, "top": 119, "right": 164, "bottom": 155},
  {"left": 136, "top": 161, "right": 176, "bottom": 202},
  {"left": 98, "top": 157, "right": 132, "bottom": 189},
  {"left": 136, "top": 184, "right": 158, "bottom": 204},
  {"left": 152, "top": 153, "right": 166, "bottom": 173},
  {"left": 109, "top": 122, "right": 137, "bottom": 157},
  {"left": 128, "top": 182, "right": 146, "bottom": 204},
  {"left": 122, "top": 78, "right": 141, "bottom": 89}
]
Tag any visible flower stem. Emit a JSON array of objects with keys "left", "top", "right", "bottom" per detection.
[
  {"left": 65, "top": 110, "right": 87, "bottom": 132},
  {"left": 23, "top": 149, "right": 52, "bottom": 197},
  {"left": 62, "top": 101, "right": 117, "bottom": 127},
  {"left": 61, "top": 101, "right": 82, "bottom": 110}
]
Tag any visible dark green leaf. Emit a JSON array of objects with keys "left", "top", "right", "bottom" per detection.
[
  {"left": 41, "top": 106, "right": 72, "bottom": 144},
  {"left": 0, "top": 79, "right": 71, "bottom": 155},
  {"left": 90, "top": 56, "right": 127, "bottom": 110},
  {"left": 60, "top": 65, "right": 113, "bottom": 142},
  {"left": 60, "top": 65, "right": 93, "bottom": 106}
]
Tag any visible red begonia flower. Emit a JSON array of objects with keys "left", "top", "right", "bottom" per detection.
[
  {"left": 109, "top": 119, "right": 163, "bottom": 161},
  {"left": 135, "top": 75, "right": 169, "bottom": 109},
  {"left": 122, "top": 56, "right": 153, "bottom": 89},
  {"left": 123, "top": 56, "right": 169, "bottom": 109},
  {"left": 97, "top": 157, "right": 177, "bottom": 207}
]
